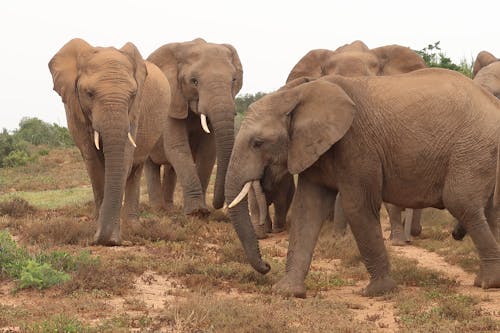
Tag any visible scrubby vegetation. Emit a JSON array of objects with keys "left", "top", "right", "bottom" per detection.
[
  {"left": 415, "top": 41, "right": 473, "bottom": 77},
  {"left": 0, "top": 117, "right": 72, "bottom": 168}
]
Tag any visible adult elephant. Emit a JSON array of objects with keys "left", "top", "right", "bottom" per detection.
[
  {"left": 144, "top": 39, "right": 242, "bottom": 214},
  {"left": 225, "top": 70, "right": 500, "bottom": 298},
  {"left": 248, "top": 40, "right": 427, "bottom": 243},
  {"left": 49, "top": 38, "right": 171, "bottom": 245}
]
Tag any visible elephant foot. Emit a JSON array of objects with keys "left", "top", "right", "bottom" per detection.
[
  {"left": 186, "top": 206, "right": 210, "bottom": 218},
  {"left": 273, "top": 276, "right": 307, "bottom": 298},
  {"left": 474, "top": 260, "right": 500, "bottom": 288},
  {"left": 362, "top": 277, "right": 397, "bottom": 297},
  {"left": 253, "top": 225, "right": 268, "bottom": 239},
  {"left": 93, "top": 230, "right": 121, "bottom": 246},
  {"left": 272, "top": 226, "right": 286, "bottom": 234},
  {"left": 391, "top": 238, "right": 410, "bottom": 247}
]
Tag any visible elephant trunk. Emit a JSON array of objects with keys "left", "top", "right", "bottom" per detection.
[
  {"left": 225, "top": 161, "right": 271, "bottom": 274},
  {"left": 94, "top": 126, "right": 130, "bottom": 245},
  {"left": 211, "top": 110, "right": 235, "bottom": 209},
  {"left": 199, "top": 87, "right": 236, "bottom": 209}
]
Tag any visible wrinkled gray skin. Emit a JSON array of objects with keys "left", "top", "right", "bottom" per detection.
[
  {"left": 249, "top": 40, "right": 427, "bottom": 241},
  {"left": 452, "top": 50, "right": 500, "bottom": 241},
  {"left": 49, "top": 39, "right": 171, "bottom": 245},
  {"left": 144, "top": 39, "right": 242, "bottom": 215},
  {"left": 225, "top": 70, "right": 500, "bottom": 298}
]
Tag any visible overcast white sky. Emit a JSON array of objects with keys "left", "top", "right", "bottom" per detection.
[{"left": 1, "top": 0, "right": 499, "bottom": 130}]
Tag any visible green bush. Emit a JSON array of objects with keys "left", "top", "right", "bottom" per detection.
[
  {"left": 0, "top": 129, "right": 32, "bottom": 167},
  {"left": 235, "top": 92, "right": 266, "bottom": 115},
  {"left": 0, "top": 230, "right": 91, "bottom": 290},
  {"left": 15, "top": 117, "right": 73, "bottom": 147}
]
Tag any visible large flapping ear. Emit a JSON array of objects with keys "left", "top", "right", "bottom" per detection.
[
  {"left": 223, "top": 43, "right": 243, "bottom": 97},
  {"left": 48, "top": 38, "right": 94, "bottom": 104},
  {"left": 147, "top": 43, "right": 187, "bottom": 119},
  {"left": 473, "top": 51, "right": 498, "bottom": 78},
  {"left": 287, "top": 80, "right": 356, "bottom": 174},
  {"left": 371, "top": 45, "right": 426, "bottom": 75},
  {"left": 286, "top": 49, "right": 335, "bottom": 83}
]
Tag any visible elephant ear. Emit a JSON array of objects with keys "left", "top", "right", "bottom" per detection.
[
  {"left": 371, "top": 45, "right": 426, "bottom": 75},
  {"left": 473, "top": 51, "right": 498, "bottom": 78},
  {"left": 223, "top": 43, "right": 243, "bottom": 97},
  {"left": 286, "top": 80, "right": 356, "bottom": 174},
  {"left": 278, "top": 77, "right": 314, "bottom": 91},
  {"left": 147, "top": 43, "right": 187, "bottom": 119},
  {"left": 48, "top": 38, "right": 94, "bottom": 105},
  {"left": 120, "top": 42, "right": 148, "bottom": 123},
  {"left": 287, "top": 49, "right": 335, "bottom": 83}
]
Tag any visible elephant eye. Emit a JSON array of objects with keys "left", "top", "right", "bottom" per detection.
[
  {"left": 190, "top": 78, "right": 199, "bottom": 86},
  {"left": 86, "top": 90, "right": 95, "bottom": 99},
  {"left": 232, "top": 78, "right": 237, "bottom": 83},
  {"left": 252, "top": 138, "right": 264, "bottom": 149}
]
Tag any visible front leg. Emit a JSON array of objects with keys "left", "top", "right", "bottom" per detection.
[
  {"left": 122, "top": 163, "right": 144, "bottom": 223},
  {"left": 193, "top": 131, "right": 216, "bottom": 200},
  {"left": 164, "top": 118, "right": 208, "bottom": 216},
  {"left": 81, "top": 151, "right": 105, "bottom": 219},
  {"left": 342, "top": 192, "right": 396, "bottom": 296},
  {"left": 273, "top": 175, "right": 336, "bottom": 298}
]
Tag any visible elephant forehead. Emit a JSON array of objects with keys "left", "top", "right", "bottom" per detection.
[
  {"left": 186, "top": 44, "right": 232, "bottom": 62},
  {"left": 85, "top": 49, "right": 134, "bottom": 73}
]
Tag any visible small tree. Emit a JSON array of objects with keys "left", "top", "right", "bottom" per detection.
[{"left": 415, "top": 41, "right": 473, "bottom": 78}]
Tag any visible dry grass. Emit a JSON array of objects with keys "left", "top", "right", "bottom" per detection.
[
  {"left": 1, "top": 146, "right": 499, "bottom": 331},
  {"left": 0, "top": 197, "right": 36, "bottom": 217}
]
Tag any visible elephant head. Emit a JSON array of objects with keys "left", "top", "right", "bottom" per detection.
[
  {"left": 473, "top": 51, "right": 500, "bottom": 98},
  {"left": 148, "top": 39, "right": 243, "bottom": 209},
  {"left": 225, "top": 78, "right": 355, "bottom": 273},
  {"left": 287, "top": 40, "right": 426, "bottom": 82},
  {"left": 49, "top": 38, "right": 147, "bottom": 245}
]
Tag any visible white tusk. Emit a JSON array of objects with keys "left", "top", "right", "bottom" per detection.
[
  {"left": 128, "top": 132, "right": 137, "bottom": 148},
  {"left": 94, "top": 131, "right": 100, "bottom": 150},
  {"left": 200, "top": 114, "right": 211, "bottom": 134},
  {"left": 228, "top": 181, "right": 252, "bottom": 208}
]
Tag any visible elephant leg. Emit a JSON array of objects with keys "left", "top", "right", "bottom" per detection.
[
  {"left": 164, "top": 119, "right": 208, "bottom": 216},
  {"left": 82, "top": 155, "right": 105, "bottom": 219},
  {"left": 122, "top": 163, "right": 144, "bottom": 223},
  {"left": 271, "top": 174, "right": 295, "bottom": 233},
  {"left": 273, "top": 176, "right": 336, "bottom": 298},
  {"left": 410, "top": 209, "right": 423, "bottom": 237},
  {"left": 332, "top": 193, "right": 348, "bottom": 236},
  {"left": 144, "top": 157, "right": 165, "bottom": 211},
  {"left": 386, "top": 203, "right": 406, "bottom": 246},
  {"left": 162, "top": 164, "right": 177, "bottom": 210},
  {"left": 447, "top": 202, "right": 500, "bottom": 288},
  {"left": 193, "top": 133, "right": 216, "bottom": 200},
  {"left": 343, "top": 191, "right": 396, "bottom": 296}
]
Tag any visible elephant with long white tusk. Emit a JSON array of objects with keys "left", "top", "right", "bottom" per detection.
[{"left": 144, "top": 38, "right": 243, "bottom": 215}]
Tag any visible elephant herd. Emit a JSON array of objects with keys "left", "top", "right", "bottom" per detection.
[{"left": 49, "top": 38, "right": 500, "bottom": 298}]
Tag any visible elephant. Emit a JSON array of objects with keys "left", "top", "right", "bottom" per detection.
[
  {"left": 472, "top": 51, "right": 500, "bottom": 98},
  {"left": 225, "top": 69, "right": 500, "bottom": 298},
  {"left": 144, "top": 38, "right": 242, "bottom": 215},
  {"left": 49, "top": 38, "right": 171, "bottom": 245},
  {"left": 248, "top": 40, "right": 427, "bottom": 242},
  {"left": 452, "top": 51, "right": 500, "bottom": 241}
]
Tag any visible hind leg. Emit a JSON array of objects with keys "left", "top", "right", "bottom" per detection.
[
  {"left": 386, "top": 203, "right": 406, "bottom": 246},
  {"left": 485, "top": 199, "right": 500, "bottom": 243},
  {"left": 446, "top": 201, "right": 500, "bottom": 288}
]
